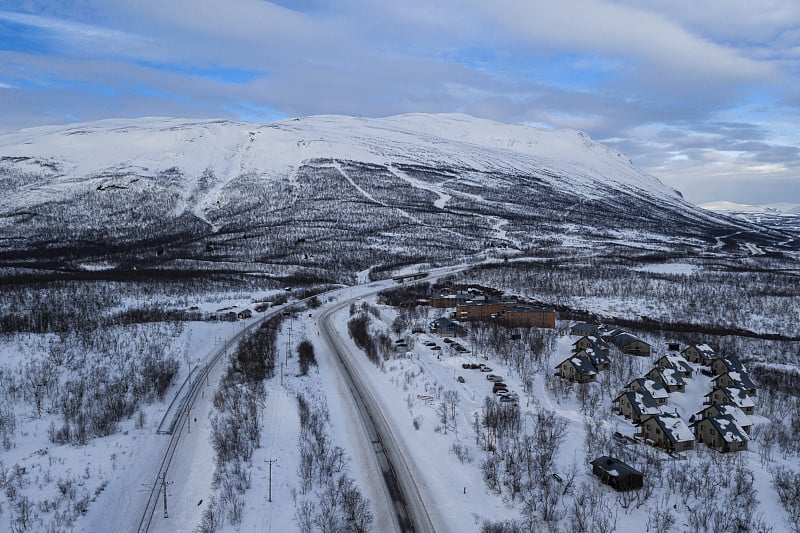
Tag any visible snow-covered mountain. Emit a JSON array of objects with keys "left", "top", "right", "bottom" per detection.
[
  {"left": 0, "top": 114, "right": 794, "bottom": 279},
  {"left": 700, "top": 201, "right": 800, "bottom": 215}
]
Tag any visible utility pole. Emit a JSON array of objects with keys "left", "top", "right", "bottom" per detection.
[
  {"left": 285, "top": 318, "right": 293, "bottom": 364},
  {"left": 161, "top": 473, "right": 173, "bottom": 518},
  {"left": 266, "top": 459, "right": 277, "bottom": 502}
]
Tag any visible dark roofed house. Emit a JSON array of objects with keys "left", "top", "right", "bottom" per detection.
[
  {"left": 556, "top": 354, "right": 598, "bottom": 383},
  {"left": 613, "top": 390, "right": 661, "bottom": 423},
  {"left": 711, "top": 355, "right": 746, "bottom": 376},
  {"left": 590, "top": 456, "right": 643, "bottom": 491},
  {"left": 237, "top": 309, "right": 252, "bottom": 319},
  {"left": 431, "top": 317, "right": 466, "bottom": 338},
  {"left": 693, "top": 414, "right": 749, "bottom": 452},
  {"left": 575, "top": 347, "right": 610, "bottom": 371},
  {"left": 609, "top": 332, "right": 651, "bottom": 356},
  {"left": 571, "top": 322, "right": 601, "bottom": 336},
  {"left": 600, "top": 327, "right": 626, "bottom": 341},
  {"left": 705, "top": 386, "right": 755, "bottom": 415},
  {"left": 711, "top": 371, "right": 757, "bottom": 397},
  {"left": 682, "top": 343, "right": 718, "bottom": 365},
  {"left": 645, "top": 366, "right": 686, "bottom": 393},
  {"left": 694, "top": 403, "right": 752, "bottom": 434},
  {"left": 637, "top": 413, "right": 695, "bottom": 452},
  {"left": 655, "top": 354, "right": 693, "bottom": 379},
  {"left": 626, "top": 377, "right": 669, "bottom": 405},
  {"left": 572, "top": 335, "right": 610, "bottom": 354}
]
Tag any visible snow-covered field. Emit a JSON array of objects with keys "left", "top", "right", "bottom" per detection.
[{"left": 0, "top": 264, "right": 798, "bottom": 532}]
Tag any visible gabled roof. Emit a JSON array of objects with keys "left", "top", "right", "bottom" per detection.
[
  {"left": 719, "top": 355, "right": 746, "bottom": 373},
  {"left": 432, "top": 317, "right": 465, "bottom": 333},
  {"left": 713, "top": 370, "right": 757, "bottom": 391},
  {"left": 684, "top": 343, "right": 716, "bottom": 358},
  {"left": 571, "top": 322, "right": 601, "bottom": 335},
  {"left": 627, "top": 377, "right": 669, "bottom": 400},
  {"left": 712, "top": 403, "right": 752, "bottom": 429},
  {"left": 647, "top": 366, "right": 686, "bottom": 388},
  {"left": 558, "top": 354, "right": 598, "bottom": 376},
  {"left": 615, "top": 390, "right": 661, "bottom": 417},
  {"left": 610, "top": 332, "right": 649, "bottom": 348},
  {"left": 590, "top": 456, "right": 642, "bottom": 478},
  {"left": 642, "top": 413, "right": 694, "bottom": 444},
  {"left": 577, "top": 347, "right": 610, "bottom": 368},
  {"left": 572, "top": 335, "right": 609, "bottom": 350},
  {"left": 658, "top": 354, "right": 693, "bottom": 374},
  {"left": 705, "top": 386, "right": 755, "bottom": 409},
  {"left": 704, "top": 414, "right": 749, "bottom": 444}
]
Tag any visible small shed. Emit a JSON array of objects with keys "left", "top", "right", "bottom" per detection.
[{"left": 590, "top": 456, "right": 643, "bottom": 491}]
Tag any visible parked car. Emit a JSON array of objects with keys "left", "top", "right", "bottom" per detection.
[
  {"left": 469, "top": 363, "right": 481, "bottom": 369},
  {"left": 493, "top": 388, "right": 509, "bottom": 395},
  {"left": 479, "top": 364, "right": 492, "bottom": 372},
  {"left": 499, "top": 395, "right": 518, "bottom": 403},
  {"left": 443, "top": 338, "right": 453, "bottom": 344},
  {"left": 486, "top": 374, "right": 504, "bottom": 382},
  {"left": 461, "top": 363, "right": 472, "bottom": 369},
  {"left": 423, "top": 341, "right": 436, "bottom": 347},
  {"left": 492, "top": 382, "right": 508, "bottom": 392},
  {"left": 457, "top": 376, "right": 465, "bottom": 383},
  {"left": 431, "top": 345, "right": 441, "bottom": 351}
]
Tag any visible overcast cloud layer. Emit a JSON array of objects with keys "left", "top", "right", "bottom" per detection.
[{"left": 1, "top": 0, "right": 798, "bottom": 204}]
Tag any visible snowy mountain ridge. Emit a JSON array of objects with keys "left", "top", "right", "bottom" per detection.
[
  {"left": 700, "top": 200, "right": 800, "bottom": 215},
  {"left": 0, "top": 113, "right": 794, "bottom": 278},
  {"left": 0, "top": 113, "right": 672, "bottom": 211}
]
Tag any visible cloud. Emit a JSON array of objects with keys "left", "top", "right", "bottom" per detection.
[{"left": 0, "top": 1, "right": 798, "bottom": 204}]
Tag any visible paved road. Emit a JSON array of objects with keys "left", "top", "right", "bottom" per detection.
[{"left": 319, "top": 289, "right": 439, "bottom": 533}]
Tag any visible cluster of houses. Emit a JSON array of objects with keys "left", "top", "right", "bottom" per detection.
[
  {"left": 428, "top": 288, "right": 557, "bottom": 329},
  {"left": 555, "top": 323, "right": 650, "bottom": 384},
  {"left": 614, "top": 341, "right": 757, "bottom": 454},
  {"left": 561, "top": 324, "right": 758, "bottom": 459},
  {"left": 587, "top": 338, "right": 760, "bottom": 491}
]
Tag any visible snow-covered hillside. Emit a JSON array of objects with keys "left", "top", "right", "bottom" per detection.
[{"left": 0, "top": 114, "right": 794, "bottom": 280}]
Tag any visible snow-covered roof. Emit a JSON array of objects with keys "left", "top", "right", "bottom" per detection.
[
  {"left": 590, "top": 456, "right": 642, "bottom": 478},
  {"left": 714, "top": 370, "right": 757, "bottom": 391},
  {"left": 649, "top": 413, "right": 694, "bottom": 444},
  {"left": 616, "top": 390, "right": 661, "bottom": 417},
  {"left": 565, "top": 354, "right": 598, "bottom": 375},
  {"left": 713, "top": 403, "right": 752, "bottom": 428},
  {"left": 719, "top": 355, "right": 746, "bottom": 373},
  {"left": 610, "top": 332, "right": 649, "bottom": 348},
  {"left": 706, "top": 414, "right": 749, "bottom": 443},
  {"left": 707, "top": 386, "right": 755, "bottom": 409},
  {"left": 628, "top": 377, "right": 669, "bottom": 400},
  {"left": 683, "top": 343, "right": 716, "bottom": 359},
  {"left": 578, "top": 347, "right": 610, "bottom": 367},
  {"left": 659, "top": 354, "right": 693, "bottom": 373},
  {"left": 647, "top": 366, "right": 685, "bottom": 387},
  {"left": 571, "top": 322, "right": 601, "bottom": 335}
]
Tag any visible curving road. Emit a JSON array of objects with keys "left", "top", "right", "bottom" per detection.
[{"left": 317, "top": 272, "right": 466, "bottom": 533}]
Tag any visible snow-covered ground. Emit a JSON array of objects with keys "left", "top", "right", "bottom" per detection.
[{"left": 1, "top": 266, "right": 797, "bottom": 532}]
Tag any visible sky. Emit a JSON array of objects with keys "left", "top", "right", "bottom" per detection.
[{"left": 1, "top": 0, "right": 799, "bottom": 205}]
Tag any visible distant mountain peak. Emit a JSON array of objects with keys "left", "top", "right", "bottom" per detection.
[{"left": 699, "top": 201, "right": 800, "bottom": 215}]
